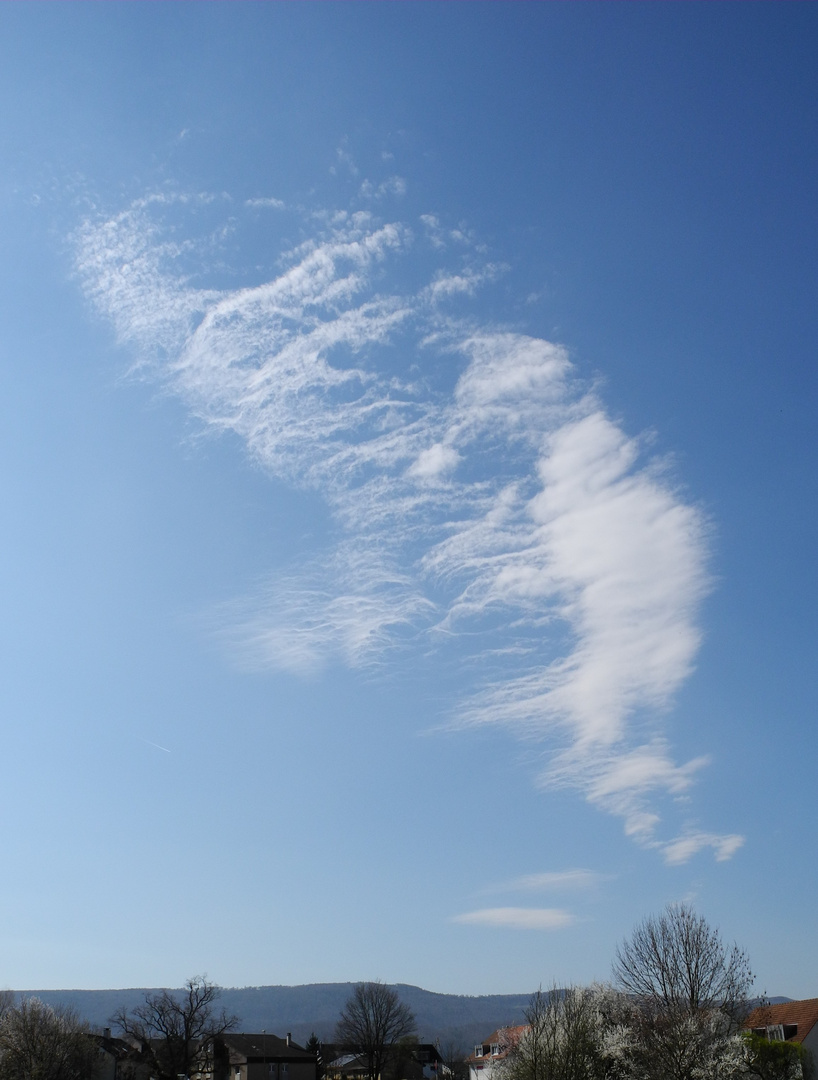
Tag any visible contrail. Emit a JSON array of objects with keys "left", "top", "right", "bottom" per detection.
[{"left": 141, "top": 738, "right": 172, "bottom": 754}]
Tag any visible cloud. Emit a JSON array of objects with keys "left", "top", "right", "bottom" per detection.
[
  {"left": 73, "top": 190, "right": 740, "bottom": 861},
  {"left": 423, "top": 265, "right": 503, "bottom": 302},
  {"left": 333, "top": 143, "right": 359, "bottom": 177},
  {"left": 216, "top": 544, "right": 435, "bottom": 675},
  {"left": 406, "top": 443, "right": 460, "bottom": 484},
  {"left": 360, "top": 176, "right": 407, "bottom": 200},
  {"left": 660, "top": 831, "right": 745, "bottom": 866},
  {"left": 484, "top": 869, "right": 606, "bottom": 894},
  {"left": 245, "top": 196, "right": 286, "bottom": 209},
  {"left": 452, "top": 908, "right": 576, "bottom": 931}
]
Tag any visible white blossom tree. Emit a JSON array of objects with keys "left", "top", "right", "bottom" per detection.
[
  {"left": 611, "top": 905, "right": 754, "bottom": 1080},
  {"left": 0, "top": 997, "right": 98, "bottom": 1080}
]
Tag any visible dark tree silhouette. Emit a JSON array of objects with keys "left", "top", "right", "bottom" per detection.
[
  {"left": 335, "top": 982, "right": 416, "bottom": 1080},
  {"left": 306, "top": 1032, "right": 324, "bottom": 1080},
  {"left": 112, "top": 975, "right": 238, "bottom": 1080}
]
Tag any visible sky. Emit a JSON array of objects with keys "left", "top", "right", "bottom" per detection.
[{"left": 0, "top": 2, "right": 816, "bottom": 1001}]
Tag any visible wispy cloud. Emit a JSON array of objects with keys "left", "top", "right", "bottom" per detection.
[
  {"left": 73, "top": 189, "right": 740, "bottom": 862},
  {"left": 245, "top": 196, "right": 285, "bottom": 210},
  {"left": 659, "top": 831, "right": 745, "bottom": 866},
  {"left": 452, "top": 908, "right": 576, "bottom": 931},
  {"left": 360, "top": 176, "right": 407, "bottom": 200},
  {"left": 484, "top": 869, "right": 606, "bottom": 895}
]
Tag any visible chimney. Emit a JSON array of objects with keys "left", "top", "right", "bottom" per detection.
[
  {"left": 104, "top": 1028, "right": 111, "bottom": 1040},
  {"left": 286, "top": 1034, "right": 291, "bottom": 1047}
]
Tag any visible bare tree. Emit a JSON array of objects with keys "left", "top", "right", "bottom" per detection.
[
  {"left": 508, "top": 986, "right": 604, "bottom": 1080},
  {"left": 0, "top": 997, "right": 98, "bottom": 1080},
  {"left": 112, "top": 975, "right": 238, "bottom": 1080},
  {"left": 335, "top": 982, "right": 416, "bottom": 1080},
  {"left": 612, "top": 904, "right": 754, "bottom": 1080},
  {"left": 438, "top": 1041, "right": 469, "bottom": 1080}
]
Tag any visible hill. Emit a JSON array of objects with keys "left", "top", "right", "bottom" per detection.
[{"left": 16, "top": 982, "right": 532, "bottom": 1049}]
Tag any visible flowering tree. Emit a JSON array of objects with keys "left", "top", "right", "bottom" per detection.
[
  {"left": 508, "top": 985, "right": 614, "bottom": 1080},
  {"left": 0, "top": 997, "right": 97, "bottom": 1080},
  {"left": 611, "top": 904, "right": 754, "bottom": 1080}
]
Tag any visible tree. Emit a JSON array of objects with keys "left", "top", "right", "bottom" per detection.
[
  {"left": 611, "top": 904, "right": 754, "bottom": 1080},
  {"left": 112, "top": 975, "right": 238, "bottom": 1080},
  {"left": 334, "top": 982, "right": 416, "bottom": 1080},
  {"left": 742, "top": 1032, "right": 814, "bottom": 1080},
  {"left": 438, "top": 1041, "right": 469, "bottom": 1080},
  {"left": 306, "top": 1033, "right": 325, "bottom": 1080},
  {"left": 0, "top": 997, "right": 98, "bottom": 1080},
  {"left": 508, "top": 986, "right": 606, "bottom": 1080}
]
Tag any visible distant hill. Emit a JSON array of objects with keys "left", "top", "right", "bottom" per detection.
[
  {"left": 15, "top": 983, "right": 532, "bottom": 1049},
  {"left": 15, "top": 984, "right": 793, "bottom": 1051}
]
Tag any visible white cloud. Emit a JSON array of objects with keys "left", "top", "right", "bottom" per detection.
[
  {"left": 73, "top": 192, "right": 740, "bottom": 861},
  {"left": 423, "top": 265, "right": 503, "bottom": 302},
  {"left": 407, "top": 443, "right": 460, "bottom": 483},
  {"left": 245, "top": 196, "right": 285, "bottom": 209},
  {"left": 452, "top": 907, "right": 576, "bottom": 931},
  {"left": 660, "top": 831, "right": 745, "bottom": 866},
  {"left": 334, "top": 144, "right": 359, "bottom": 177},
  {"left": 485, "top": 869, "right": 605, "bottom": 894},
  {"left": 216, "top": 544, "right": 434, "bottom": 675}
]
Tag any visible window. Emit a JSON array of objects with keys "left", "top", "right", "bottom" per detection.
[
  {"left": 474, "top": 1048, "right": 483, "bottom": 1059},
  {"left": 490, "top": 1046, "right": 500, "bottom": 1057}
]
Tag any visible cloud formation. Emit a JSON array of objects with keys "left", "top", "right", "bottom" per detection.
[
  {"left": 73, "top": 191, "right": 739, "bottom": 862},
  {"left": 452, "top": 908, "right": 576, "bottom": 931},
  {"left": 484, "top": 869, "right": 606, "bottom": 894}
]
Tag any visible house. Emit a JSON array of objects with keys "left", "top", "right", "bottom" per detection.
[
  {"left": 465, "top": 1028, "right": 527, "bottom": 1080},
  {"left": 746, "top": 999, "right": 818, "bottom": 1062},
  {"left": 90, "top": 1029, "right": 152, "bottom": 1080},
  {"left": 209, "top": 1033, "right": 318, "bottom": 1080},
  {"left": 325, "top": 1043, "right": 447, "bottom": 1080},
  {"left": 408, "top": 1045, "right": 448, "bottom": 1080},
  {"left": 325, "top": 1052, "right": 369, "bottom": 1080}
]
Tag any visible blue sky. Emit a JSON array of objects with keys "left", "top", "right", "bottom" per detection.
[{"left": 0, "top": 3, "right": 816, "bottom": 1000}]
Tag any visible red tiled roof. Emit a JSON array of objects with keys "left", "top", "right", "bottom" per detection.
[
  {"left": 465, "top": 1027, "right": 528, "bottom": 1065},
  {"left": 746, "top": 999, "right": 818, "bottom": 1045}
]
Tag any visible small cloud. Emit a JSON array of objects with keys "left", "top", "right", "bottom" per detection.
[
  {"left": 407, "top": 443, "right": 460, "bottom": 483},
  {"left": 245, "top": 196, "right": 285, "bottom": 210},
  {"left": 379, "top": 176, "right": 406, "bottom": 197},
  {"left": 423, "top": 265, "right": 503, "bottom": 303},
  {"left": 335, "top": 145, "right": 359, "bottom": 177},
  {"left": 660, "top": 831, "right": 745, "bottom": 866},
  {"left": 485, "top": 869, "right": 605, "bottom": 894},
  {"left": 452, "top": 907, "right": 576, "bottom": 931},
  {"left": 360, "top": 176, "right": 407, "bottom": 201},
  {"left": 420, "top": 214, "right": 445, "bottom": 249}
]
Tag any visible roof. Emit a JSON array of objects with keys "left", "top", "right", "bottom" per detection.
[
  {"left": 465, "top": 1027, "right": 528, "bottom": 1065},
  {"left": 221, "top": 1034, "right": 314, "bottom": 1061},
  {"left": 746, "top": 999, "right": 818, "bottom": 1045},
  {"left": 328, "top": 1053, "right": 368, "bottom": 1070},
  {"left": 90, "top": 1034, "right": 141, "bottom": 1060}
]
